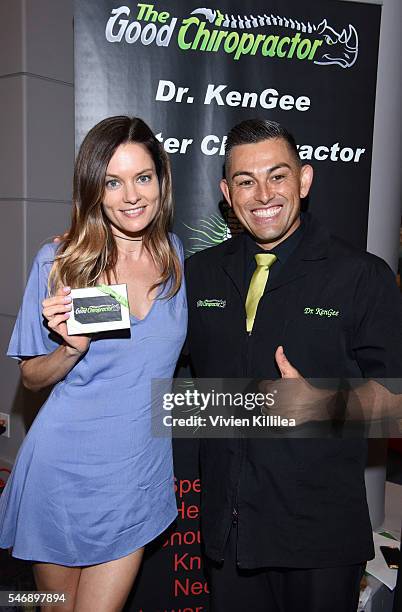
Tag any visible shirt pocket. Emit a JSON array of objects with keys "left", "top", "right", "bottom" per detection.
[{"left": 282, "top": 315, "right": 347, "bottom": 377}]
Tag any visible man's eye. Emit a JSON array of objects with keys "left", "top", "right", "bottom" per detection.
[
  {"left": 271, "top": 174, "right": 285, "bottom": 181},
  {"left": 105, "top": 179, "right": 120, "bottom": 189},
  {"left": 238, "top": 179, "right": 253, "bottom": 186},
  {"left": 137, "top": 175, "right": 151, "bottom": 184}
]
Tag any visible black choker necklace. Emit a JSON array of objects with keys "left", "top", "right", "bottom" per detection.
[{"left": 112, "top": 233, "right": 143, "bottom": 242}]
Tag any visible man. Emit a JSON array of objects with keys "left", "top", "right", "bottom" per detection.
[{"left": 185, "top": 119, "right": 402, "bottom": 611}]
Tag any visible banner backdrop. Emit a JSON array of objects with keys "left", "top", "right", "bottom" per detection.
[{"left": 74, "top": 1, "right": 381, "bottom": 609}]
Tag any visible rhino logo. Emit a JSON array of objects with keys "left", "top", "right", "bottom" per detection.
[
  {"left": 313, "top": 19, "right": 358, "bottom": 68},
  {"left": 189, "top": 9, "right": 359, "bottom": 69}
]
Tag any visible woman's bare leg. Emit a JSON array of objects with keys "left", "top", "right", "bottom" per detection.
[
  {"left": 74, "top": 548, "right": 144, "bottom": 612},
  {"left": 33, "top": 562, "right": 82, "bottom": 612}
]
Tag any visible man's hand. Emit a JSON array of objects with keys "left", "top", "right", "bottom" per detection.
[
  {"left": 274, "top": 345, "right": 301, "bottom": 378},
  {"left": 260, "top": 346, "right": 337, "bottom": 425}
]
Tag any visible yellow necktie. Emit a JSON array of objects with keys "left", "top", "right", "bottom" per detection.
[{"left": 245, "top": 253, "right": 277, "bottom": 333}]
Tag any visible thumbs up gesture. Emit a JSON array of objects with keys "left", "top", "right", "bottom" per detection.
[
  {"left": 274, "top": 345, "right": 301, "bottom": 378},
  {"left": 259, "top": 346, "right": 337, "bottom": 427}
]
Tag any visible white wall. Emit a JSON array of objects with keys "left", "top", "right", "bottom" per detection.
[{"left": 0, "top": 0, "right": 74, "bottom": 466}]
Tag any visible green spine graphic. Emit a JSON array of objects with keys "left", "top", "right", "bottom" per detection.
[{"left": 184, "top": 213, "right": 231, "bottom": 255}]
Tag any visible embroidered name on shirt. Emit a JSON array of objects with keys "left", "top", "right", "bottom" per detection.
[
  {"left": 304, "top": 307, "right": 339, "bottom": 318},
  {"left": 197, "top": 299, "right": 226, "bottom": 308}
]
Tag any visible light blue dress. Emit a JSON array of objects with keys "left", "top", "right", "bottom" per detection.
[{"left": 0, "top": 236, "right": 187, "bottom": 566}]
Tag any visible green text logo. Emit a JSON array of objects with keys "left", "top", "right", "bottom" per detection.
[
  {"left": 197, "top": 299, "right": 226, "bottom": 308},
  {"left": 304, "top": 307, "right": 339, "bottom": 317}
]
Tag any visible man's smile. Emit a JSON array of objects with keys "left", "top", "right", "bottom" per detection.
[{"left": 251, "top": 205, "right": 283, "bottom": 219}]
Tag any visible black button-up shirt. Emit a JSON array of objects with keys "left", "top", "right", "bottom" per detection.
[{"left": 186, "top": 213, "right": 402, "bottom": 569}]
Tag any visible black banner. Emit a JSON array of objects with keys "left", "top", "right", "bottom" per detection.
[
  {"left": 74, "top": 1, "right": 381, "bottom": 609},
  {"left": 75, "top": 0, "right": 381, "bottom": 253}
]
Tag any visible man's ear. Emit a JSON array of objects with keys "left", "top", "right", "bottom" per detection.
[
  {"left": 220, "top": 178, "right": 232, "bottom": 207},
  {"left": 299, "top": 164, "right": 314, "bottom": 199}
]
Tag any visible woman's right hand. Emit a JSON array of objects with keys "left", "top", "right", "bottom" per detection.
[{"left": 42, "top": 287, "right": 91, "bottom": 356}]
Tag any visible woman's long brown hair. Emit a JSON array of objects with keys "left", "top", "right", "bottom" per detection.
[{"left": 48, "top": 116, "right": 181, "bottom": 298}]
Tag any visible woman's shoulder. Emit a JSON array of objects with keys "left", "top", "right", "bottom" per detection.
[
  {"left": 169, "top": 232, "right": 185, "bottom": 252},
  {"left": 169, "top": 232, "right": 185, "bottom": 262},
  {"left": 169, "top": 232, "right": 182, "bottom": 247},
  {"left": 33, "top": 241, "right": 60, "bottom": 267}
]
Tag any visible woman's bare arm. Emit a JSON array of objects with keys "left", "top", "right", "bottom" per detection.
[
  {"left": 20, "top": 286, "right": 90, "bottom": 392},
  {"left": 20, "top": 345, "right": 83, "bottom": 392}
]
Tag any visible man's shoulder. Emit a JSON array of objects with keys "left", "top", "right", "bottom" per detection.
[
  {"left": 328, "top": 233, "right": 392, "bottom": 275},
  {"left": 303, "top": 214, "right": 394, "bottom": 283},
  {"left": 185, "top": 236, "right": 240, "bottom": 271},
  {"left": 324, "top": 235, "right": 399, "bottom": 302}
]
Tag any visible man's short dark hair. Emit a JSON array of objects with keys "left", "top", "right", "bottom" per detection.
[{"left": 224, "top": 118, "right": 301, "bottom": 178}]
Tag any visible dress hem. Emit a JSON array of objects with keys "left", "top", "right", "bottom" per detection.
[{"left": 5, "top": 511, "right": 178, "bottom": 567}]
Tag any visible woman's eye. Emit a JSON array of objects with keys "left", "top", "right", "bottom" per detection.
[
  {"left": 137, "top": 175, "right": 151, "bottom": 184},
  {"left": 105, "top": 179, "right": 120, "bottom": 189}
]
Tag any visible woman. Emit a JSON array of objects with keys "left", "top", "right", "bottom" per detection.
[{"left": 0, "top": 116, "right": 187, "bottom": 611}]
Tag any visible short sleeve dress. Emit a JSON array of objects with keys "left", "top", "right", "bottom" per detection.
[{"left": 0, "top": 236, "right": 187, "bottom": 566}]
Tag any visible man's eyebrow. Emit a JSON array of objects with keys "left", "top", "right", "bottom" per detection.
[{"left": 231, "top": 163, "right": 292, "bottom": 181}]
